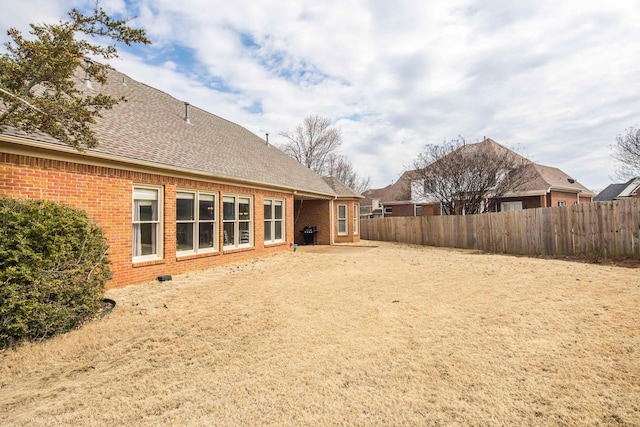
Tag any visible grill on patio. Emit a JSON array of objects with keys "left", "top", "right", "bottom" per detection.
[{"left": 300, "top": 225, "right": 318, "bottom": 245}]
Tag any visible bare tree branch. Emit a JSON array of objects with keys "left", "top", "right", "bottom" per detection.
[
  {"left": 411, "top": 138, "right": 532, "bottom": 215},
  {"left": 279, "top": 116, "right": 342, "bottom": 170},
  {"left": 613, "top": 127, "right": 640, "bottom": 179},
  {"left": 279, "top": 115, "right": 371, "bottom": 193},
  {"left": 325, "top": 153, "right": 371, "bottom": 194}
]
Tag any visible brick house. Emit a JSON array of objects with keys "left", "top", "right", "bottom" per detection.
[
  {"left": 360, "top": 172, "right": 420, "bottom": 218},
  {"left": 0, "top": 68, "right": 362, "bottom": 288},
  {"left": 361, "top": 138, "right": 594, "bottom": 217}
]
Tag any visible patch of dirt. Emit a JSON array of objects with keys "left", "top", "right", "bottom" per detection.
[{"left": 296, "top": 244, "right": 377, "bottom": 254}]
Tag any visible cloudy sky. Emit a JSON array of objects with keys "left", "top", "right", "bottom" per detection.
[{"left": 3, "top": 0, "right": 640, "bottom": 192}]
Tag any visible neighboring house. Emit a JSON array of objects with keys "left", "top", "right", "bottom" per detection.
[
  {"left": 493, "top": 162, "right": 594, "bottom": 210},
  {"left": 364, "top": 138, "right": 594, "bottom": 217},
  {"left": 0, "top": 67, "right": 362, "bottom": 288},
  {"left": 594, "top": 178, "right": 640, "bottom": 202},
  {"left": 360, "top": 176, "right": 413, "bottom": 218}
]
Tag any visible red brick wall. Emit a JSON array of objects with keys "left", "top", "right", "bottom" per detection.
[
  {"left": 547, "top": 191, "right": 583, "bottom": 207},
  {"left": 0, "top": 152, "right": 295, "bottom": 288},
  {"left": 294, "top": 199, "right": 331, "bottom": 245},
  {"left": 382, "top": 203, "right": 415, "bottom": 217},
  {"left": 578, "top": 195, "right": 593, "bottom": 204},
  {"left": 420, "top": 203, "right": 441, "bottom": 216},
  {"left": 293, "top": 199, "right": 361, "bottom": 244}
]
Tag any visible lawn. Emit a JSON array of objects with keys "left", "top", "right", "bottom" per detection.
[{"left": 1, "top": 241, "right": 639, "bottom": 426}]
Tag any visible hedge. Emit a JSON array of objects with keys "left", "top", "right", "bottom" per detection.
[{"left": 0, "top": 197, "right": 111, "bottom": 348}]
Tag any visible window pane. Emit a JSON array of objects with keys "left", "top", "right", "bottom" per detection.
[
  {"left": 239, "top": 198, "right": 250, "bottom": 220},
  {"left": 137, "top": 200, "right": 157, "bottom": 221},
  {"left": 264, "top": 220, "right": 272, "bottom": 241},
  {"left": 176, "top": 222, "right": 194, "bottom": 251},
  {"left": 239, "top": 221, "right": 250, "bottom": 244},
  {"left": 140, "top": 223, "right": 156, "bottom": 255},
  {"left": 133, "top": 187, "right": 160, "bottom": 258},
  {"left": 199, "top": 195, "right": 215, "bottom": 221},
  {"left": 264, "top": 200, "right": 272, "bottom": 220},
  {"left": 223, "top": 222, "right": 234, "bottom": 246},
  {"left": 354, "top": 205, "right": 359, "bottom": 233},
  {"left": 199, "top": 222, "right": 215, "bottom": 249},
  {"left": 338, "top": 205, "right": 346, "bottom": 219},
  {"left": 223, "top": 197, "right": 235, "bottom": 220},
  {"left": 275, "top": 221, "right": 282, "bottom": 240},
  {"left": 338, "top": 220, "right": 346, "bottom": 234},
  {"left": 274, "top": 201, "right": 283, "bottom": 219},
  {"left": 176, "top": 194, "right": 195, "bottom": 221}
]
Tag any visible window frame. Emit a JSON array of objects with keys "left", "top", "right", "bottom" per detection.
[
  {"left": 338, "top": 204, "right": 348, "bottom": 235},
  {"left": 353, "top": 204, "right": 359, "bottom": 235},
  {"left": 264, "top": 198, "right": 285, "bottom": 244},
  {"left": 176, "top": 190, "right": 218, "bottom": 256},
  {"left": 223, "top": 195, "right": 253, "bottom": 249},
  {"left": 132, "top": 185, "right": 163, "bottom": 263}
]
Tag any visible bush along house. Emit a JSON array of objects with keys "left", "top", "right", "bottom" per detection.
[{"left": 0, "top": 67, "right": 363, "bottom": 288}]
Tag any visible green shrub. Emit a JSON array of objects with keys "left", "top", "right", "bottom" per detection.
[{"left": 0, "top": 197, "right": 111, "bottom": 348}]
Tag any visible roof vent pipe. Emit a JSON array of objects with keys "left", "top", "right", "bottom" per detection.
[
  {"left": 184, "top": 101, "right": 191, "bottom": 124},
  {"left": 84, "top": 60, "right": 93, "bottom": 89},
  {"left": 265, "top": 133, "right": 269, "bottom": 146},
  {"left": 121, "top": 76, "right": 127, "bottom": 86}
]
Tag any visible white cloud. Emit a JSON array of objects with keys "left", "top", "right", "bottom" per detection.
[{"left": 3, "top": 0, "right": 640, "bottom": 191}]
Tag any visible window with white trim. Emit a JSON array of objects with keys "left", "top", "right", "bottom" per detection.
[
  {"left": 133, "top": 186, "right": 163, "bottom": 261},
  {"left": 338, "top": 204, "right": 347, "bottom": 235},
  {"left": 177, "top": 191, "right": 217, "bottom": 254},
  {"left": 223, "top": 195, "right": 253, "bottom": 248},
  {"left": 353, "top": 205, "right": 359, "bottom": 235},
  {"left": 501, "top": 201, "right": 522, "bottom": 212},
  {"left": 557, "top": 200, "right": 566, "bottom": 207},
  {"left": 264, "top": 198, "right": 285, "bottom": 244}
]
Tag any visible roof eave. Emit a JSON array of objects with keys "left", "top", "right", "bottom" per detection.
[{"left": 549, "top": 185, "right": 595, "bottom": 196}]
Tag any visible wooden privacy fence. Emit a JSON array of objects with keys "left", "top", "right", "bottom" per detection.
[{"left": 360, "top": 199, "right": 640, "bottom": 259}]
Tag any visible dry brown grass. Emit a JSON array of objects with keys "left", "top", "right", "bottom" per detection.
[{"left": 1, "top": 241, "right": 639, "bottom": 426}]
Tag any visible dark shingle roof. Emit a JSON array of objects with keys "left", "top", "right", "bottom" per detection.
[
  {"left": 594, "top": 184, "right": 629, "bottom": 201},
  {"left": 2, "top": 67, "right": 338, "bottom": 197},
  {"left": 594, "top": 178, "right": 640, "bottom": 201}
]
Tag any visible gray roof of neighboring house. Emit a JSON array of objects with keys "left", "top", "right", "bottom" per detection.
[
  {"left": 1, "top": 67, "right": 339, "bottom": 198},
  {"left": 594, "top": 178, "right": 640, "bottom": 201}
]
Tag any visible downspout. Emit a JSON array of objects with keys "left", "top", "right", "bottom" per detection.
[{"left": 330, "top": 196, "right": 337, "bottom": 245}]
